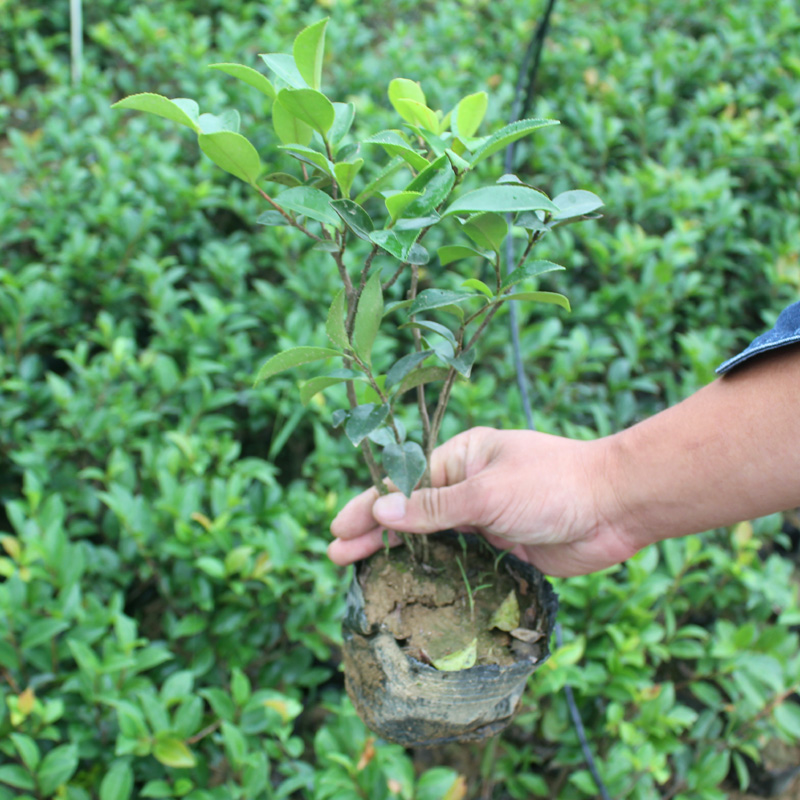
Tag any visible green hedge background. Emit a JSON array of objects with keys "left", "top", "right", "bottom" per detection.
[{"left": 2, "top": 1, "right": 800, "bottom": 798}]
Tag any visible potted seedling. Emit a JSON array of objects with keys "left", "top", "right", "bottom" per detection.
[{"left": 113, "top": 19, "right": 602, "bottom": 747}]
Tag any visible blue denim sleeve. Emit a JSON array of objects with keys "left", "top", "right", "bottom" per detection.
[{"left": 716, "top": 301, "right": 800, "bottom": 375}]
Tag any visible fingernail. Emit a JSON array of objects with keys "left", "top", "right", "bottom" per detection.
[{"left": 374, "top": 493, "right": 406, "bottom": 522}]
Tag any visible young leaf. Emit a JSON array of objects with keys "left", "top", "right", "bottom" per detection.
[
  {"left": 330, "top": 199, "right": 374, "bottom": 240},
  {"left": 255, "top": 346, "right": 341, "bottom": 384},
  {"left": 462, "top": 279, "right": 493, "bottom": 298},
  {"left": 334, "top": 159, "right": 364, "bottom": 198},
  {"left": 437, "top": 245, "right": 489, "bottom": 266},
  {"left": 277, "top": 144, "right": 333, "bottom": 175},
  {"left": 551, "top": 189, "right": 604, "bottom": 220},
  {"left": 461, "top": 212, "right": 508, "bottom": 251},
  {"left": 452, "top": 91, "right": 488, "bottom": 141},
  {"left": 388, "top": 78, "right": 426, "bottom": 118},
  {"left": 386, "top": 350, "right": 433, "bottom": 390},
  {"left": 326, "top": 289, "right": 348, "bottom": 349},
  {"left": 515, "top": 210, "right": 551, "bottom": 232},
  {"left": 275, "top": 186, "right": 340, "bottom": 226},
  {"left": 489, "top": 590, "right": 520, "bottom": 632},
  {"left": 498, "top": 291, "right": 570, "bottom": 311},
  {"left": 431, "top": 638, "right": 477, "bottom": 671},
  {"left": 152, "top": 738, "right": 196, "bottom": 769},
  {"left": 385, "top": 191, "right": 423, "bottom": 223},
  {"left": 382, "top": 442, "right": 426, "bottom": 497},
  {"left": 445, "top": 185, "right": 558, "bottom": 216},
  {"left": 352, "top": 272, "right": 383, "bottom": 365},
  {"left": 369, "top": 229, "right": 419, "bottom": 261},
  {"left": 364, "top": 130, "right": 429, "bottom": 171},
  {"left": 396, "top": 366, "right": 450, "bottom": 395},
  {"left": 258, "top": 53, "right": 307, "bottom": 88},
  {"left": 277, "top": 88, "right": 335, "bottom": 135},
  {"left": 197, "top": 110, "right": 240, "bottom": 134},
  {"left": 404, "top": 163, "right": 456, "bottom": 218},
  {"left": 439, "top": 348, "right": 476, "bottom": 377},
  {"left": 406, "top": 153, "right": 449, "bottom": 192},
  {"left": 410, "top": 289, "right": 476, "bottom": 315},
  {"left": 198, "top": 131, "right": 262, "bottom": 187},
  {"left": 394, "top": 99, "right": 440, "bottom": 134},
  {"left": 501, "top": 260, "right": 565, "bottom": 291},
  {"left": 293, "top": 17, "right": 328, "bottom": 91},
  {"left": 344, "top": 404, "right": 390, "bottom": 446},
  {"left": 355, "top": 156, "right": 406, "bottom": 204},
  {"left": 300, "top": 374, "right": 357, "bottom": 406},
  {"left": 208, "top": 63, "right": 276, "bottom": 100},
  {"left": 401, "top": 320, "right": 457, "bottom": 348},
  {"left": 394, "top": 212, "right": 441, "bottom": 231},
  {"left": 468, "top": 118, "right": 560, "bottom": 166},
  {"left": 272, "top": 99, "right": 313, "bottom": 145},
  {"left": 112, "top": 93, "right": 200, "bottom": 131},
  {"left": 329, "top": 102, "right": 355, "bottom": 149}
]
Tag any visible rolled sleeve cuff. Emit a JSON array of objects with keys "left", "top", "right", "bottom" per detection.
[{"left": 716, "top": 301, "right": 800, "bottom": 375}]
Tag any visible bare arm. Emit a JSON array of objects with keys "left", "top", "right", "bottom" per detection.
[{"left": 330, "top": 346, "right": 800, "bottom": 576}]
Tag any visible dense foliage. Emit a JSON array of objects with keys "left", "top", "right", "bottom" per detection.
[{"left": 2, "top": 1, "right": 800, "bottom": 798}]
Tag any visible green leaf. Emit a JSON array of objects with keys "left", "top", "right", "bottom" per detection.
[
  {"left": 198, "top": 131, "right": 262, "bottom": 187},
  {"left": 382, "top": 442, "right": 427, "bottom": 497},
  {"left": 401, "top": 320, "right": 457, "bottom": 348},
  {"left": 501, "top": 260, "right": 565, "bottom": 291},
  {"left": 344, "top": 404, "right": 390, "bottom": 446},
  {"left": 461, "top": 212, "right": 508, "bottom": 251},
  {"left": 453, "top": 91, "right": 488, "bottom": 141},
  {"left": 394, "top": 212, "right": 441, "bottom": 231},
  {"left": 277, "top": 144, "right": 333, "bottom": 175},
  {"left": 329, "top": 102, "right": 355, "bottom": 149},
  {"left": 153, "top": 738, "right": 196, "bottom": 769},
  {"left": 100, "top": 760, "right": 134, "bottom": 800},
  {"left": 468, "top": 118, "right": 560, "bottom": 166},
  {"left": 489, "top": 590, "right": 520, "bottom": 631},
  {"left": 197, "top": 110, "right": 240, "bottom": 134},
  {"left": 499, "top": 291, "right": 570, "bottom": 311},
  {"left": 437, "top": 245, "right": 488, "bottom": 266},
  {"left": 396, "top": 366, "right": 450, "bottom": 395},
  {"left": 404, "top": 159, "right": 455, "bottom": 214},
  {"left": 432, "top": 638, "right": 477, "bottom": 671},
  {"left": 300, "top": 375, "right": 347, "bottom": 406},
  {"left": 258, "top": 53, "right": 307, "bottom": 88},
  {"left": 388, "top": 78, "right": 426, "bottom": 118},
  {"left": 326, "top": 289, "right": 348, "bottom": 349},
  {"left": 0, "top": 765, "right": 35, "bottom": 791},
  {"left": 364, "top": 130, "right": 429, "bottom": 171},
  {"left": 462, "top": 279, "right": 493, "bottom": 298},
  {"left": 333, "top": 159, "right": 364, "bottom": 198},
  {"left": 141, "top": 780, "right": 174, "bottom": 798},
  {"left": 21, "top": 618, "right": 70, "bottom": 651},
  {"left": 272, "top": 99, "right": 313, "bottom": 145},
  {"left": 275, "top": 186, "right": 340, "bottom": 226},
  {"left": 293, "top": 17, "right": 328, "bottom": 90},
  {"left": 10, "top": 733, "right": 40, "bottom": 771},
  {"left": 208, "top": 63, "right": 276, "bottom": 99},
  {"left": 385, "top": 191, "right": 423, "bottom": 223},
  {"left": 330, "top": 199, "right": 374, "bottom": 241},
  {"left": 112, "top": 93, "right": 200, "bottom": 131},
  {"left": 515, "top": 211, "right": 551, "bottom": 232},
  {"left": 386, "top": 351, "right": 433, "bottom": 390},
  {"left": 37, "top": 744, "right": 79, "bottom": 795},
  {"left": 369, "top": 229, "right": 418, "bottom": 262},
  {"left": 355, "top": 156, "right": 406, "bottom": 204},
  {"left": 439, "top": 348, "right": 476, "bottom": 377},
  {"left": 551, "top": 189, "right": 604, "bottom": 220},
  {"left": 394, "top": 99, "right": 440, "bottom": 134},
  {"left": 352, "top": 272, "right": 383, "bottom": 365},
  {"left": 445, "top": 185, "right": 558, "bottom": 216},
  {"left": 774, "top": 702, "right": 800, "bottom": 738},
  {"left": 410, "top": 289, "right": 476, "bottom": 315},
  {"left": 277, "top": 88, "right": 335, "bottom": 135},
  {"left": 255, "top": 346, "right": 341, "bottom": 384},
  {"left": 221, "top": 721, "right": 248, "bottom": 767}
]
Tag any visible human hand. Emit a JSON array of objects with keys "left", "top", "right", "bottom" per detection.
[{"left": 329, "top": 426, "right": 640, "bottom": 577}]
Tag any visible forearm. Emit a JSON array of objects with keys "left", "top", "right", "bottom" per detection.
[{"left": 605, "top": 345, "right": 800, "bottom": 550}]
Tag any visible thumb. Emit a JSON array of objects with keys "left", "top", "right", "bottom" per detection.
[{"left": 372, "top": 484, "right": 480, "bottom": 534}]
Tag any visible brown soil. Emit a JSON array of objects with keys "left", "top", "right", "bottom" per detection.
[{"left": 359, "top": 536, "right": 545, "bottom": 668}]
